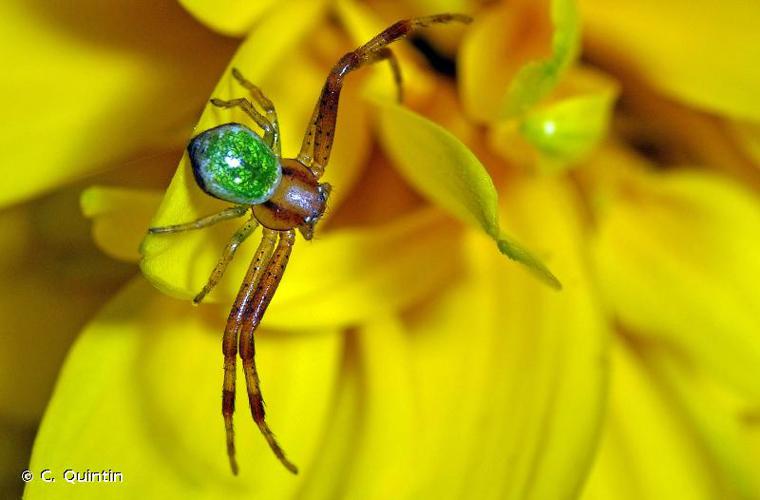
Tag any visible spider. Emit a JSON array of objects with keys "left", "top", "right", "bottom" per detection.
[{"left": 148, "top": 13, "right": 472, "bottom": 475}]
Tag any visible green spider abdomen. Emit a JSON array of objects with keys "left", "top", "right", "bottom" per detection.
[{"left": 188, "top": 123, "right": 281, "bottom": 205}]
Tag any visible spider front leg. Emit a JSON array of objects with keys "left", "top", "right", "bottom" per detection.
[
  {"left": 238, "top": 229, "right": 298, "bottom": 474},
  {"left": 148, "top": 205, "right": 249, "bottom": 234},
  {"left": 297, "top": 13, "right": 471, "bottom": 177}
]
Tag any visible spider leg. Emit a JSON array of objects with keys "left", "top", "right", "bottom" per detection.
[
  {"left": 222, "top": 228, "right": 279, "bottom": 475},
  {"left": 238, "top": 229, "right": 298, "bottom": 474},
  {"left": 210, "top": 97, "right": 279, "bottom": 151},
  {"left": 148, "top": 205, "right": 249, "bottom": 234},
  {"left": 193, "top": 215, "right": 259, "bottom": 305},
  {"left": 297, "top": 13, "right": 472, "bottom": 177},
  {"left": 231, "top": 68, "right": 281, "bottom": 156}
]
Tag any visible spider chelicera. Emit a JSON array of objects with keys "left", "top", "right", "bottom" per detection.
[{"left": 148, "top": 13, "right": 472, "bottom": 475}]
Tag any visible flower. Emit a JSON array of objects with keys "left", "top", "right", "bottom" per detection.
[{"left": 2, "top": 0, "right": 758, "bottom": 499}]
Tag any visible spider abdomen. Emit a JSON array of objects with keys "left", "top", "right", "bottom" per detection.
[
  {"left": 188, "top": 123, "right": 281, "bottom": 205},
  {"left": 252, "top": 159, "right": 330, "bottom": 240}
]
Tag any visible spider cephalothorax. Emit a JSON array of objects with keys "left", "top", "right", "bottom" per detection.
[
  {"left": 149, "top": 13, "right": 472, "bottom": 475},
  {"left": 252, "top": 159, "right": 331, "bottom": 240}
]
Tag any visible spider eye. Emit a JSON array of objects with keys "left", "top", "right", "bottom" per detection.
[{"left": 188, "top": 123, "right": 281, "bottom": 205}]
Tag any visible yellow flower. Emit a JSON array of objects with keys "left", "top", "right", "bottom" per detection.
[{"left": 0, "top": 0, "right": 757, "bottom": 499}]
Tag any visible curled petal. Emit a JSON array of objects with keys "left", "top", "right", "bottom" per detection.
[{"left": 81, "top": 186, "right": 163, "bottom": 262}]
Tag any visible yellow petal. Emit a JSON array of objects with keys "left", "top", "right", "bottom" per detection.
[
  {"left": 582, "top": 342, "right": 724, "bottom": 500},
  {"left": 326, "top": 316, "right": 418, "bottom": 498},
  {"left": 460, "top": 0, "right": 580, "bottom": 122},
  {"left": 591, "top": 168, "right": 760, "bottom": 398},
  {"left": 646, "top": 348, "right": 760, "bottom": 498},
  {"left": 580, "top": 0, "right": 760, "bottom": 121},
  {"left": 27, "top": 278, "right": 342, "bottom": 498},
  {"left": 0, "top": 1, "right": 235, "bottom": 207},
  {"left": 407, "top": 175, "right": 607, "bottom": 498},
  {"left": 375, "top": 100, "right": 561, "bottom": 288},
  {"left": 178, "top": 0, "right": 278, "bottom": 37},
  {"left": 81, "top": 186, "right": 163, "bottom": 262}
]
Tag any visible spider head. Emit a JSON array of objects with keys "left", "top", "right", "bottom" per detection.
[{"left": 252, "top": 159, "right": 330, "bottom": 240}]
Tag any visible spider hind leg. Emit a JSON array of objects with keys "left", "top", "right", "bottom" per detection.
[
  {"left": 222, "top": 229, "right": 278, "bottom": 475},
  {"left": 238, "top": 229, "right": 298, "bottom": 474}
]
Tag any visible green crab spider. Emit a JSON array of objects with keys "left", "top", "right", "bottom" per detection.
[{"left": 148, "top": 13, "right": 472, "bottom": 475}]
